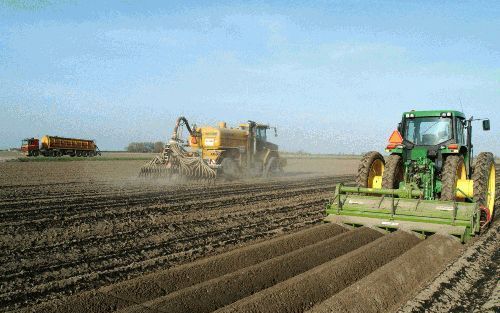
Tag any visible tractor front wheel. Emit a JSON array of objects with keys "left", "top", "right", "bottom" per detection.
[
  {"left": 357, "top": 151, "right": 385, "bottom": 188},
  {"left": 473, "top": 152, "right": 496, "bottom": 224},
  {"left": 441, "top": 155, "right": 466, "bottom": 201},
  {"left": 382, "top": 154, "right": 404, "bottom": 189}
]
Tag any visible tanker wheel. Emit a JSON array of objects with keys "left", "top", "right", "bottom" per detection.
[
  {"left": 441, "top": 155, "right": 466, "bottom": 201},
  {"left": 76, "top": 151, "right": 82, "bottom": 157},
  {"left": 382, "top": 154, "right": 404, "bottom": 189},
  {"left": 473, "top": 152, "right": 496, "bottom": 224},
  {"left": 357, "top": 151, "right": 385, "bottom": 188}
]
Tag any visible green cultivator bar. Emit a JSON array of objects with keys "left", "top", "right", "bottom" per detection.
[{"left": 326, "top": 184, "right": 481, "bottom": 242}]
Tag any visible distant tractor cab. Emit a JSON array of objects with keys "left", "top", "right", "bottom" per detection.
[
  {"left": 21, "top": 138, "right": 40, "bottom": 157},
  {"left": 327, "top": 110, "right": 495, "bottom": 242}
]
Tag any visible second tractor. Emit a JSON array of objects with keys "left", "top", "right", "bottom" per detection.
[
  {"left": 141, "top": 116, "right": 286, "bottom": 180},
  {"left": 327, "top": 110, "right": 495, "bottom": 242}
]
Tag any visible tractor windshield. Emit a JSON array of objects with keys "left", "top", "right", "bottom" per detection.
[
  {"left": 405, "top": 117, "right": 452, "bottom": 146},
  {"left": 256, "top": 127, "right": 267, "bottom": 141}
]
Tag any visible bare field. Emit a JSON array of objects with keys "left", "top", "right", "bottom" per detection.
[
  {"left": 0, "top": 156, "right": 360, "bottom": 187},
  {"left": 0, "top": 157, "right": 498, "bottom": 313}
]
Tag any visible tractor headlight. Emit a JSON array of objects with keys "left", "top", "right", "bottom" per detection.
[
  {"left": 447, "top": 112, "right": 452, "bottom": 117},
  {"left": 409, "top": 113, "right": 415, "bottom": 118},
  {"left": 441, "top": 112, "right": 446, "bottom": 117},
  {"left": 405, "top": 114, "right": 410, "bottom": 118}
]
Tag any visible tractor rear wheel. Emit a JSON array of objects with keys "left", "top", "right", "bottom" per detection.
[
  {"left": 357, "top": 151, "right": 385, "bottom": 188},
  {"left": 441, "top": 155, "right": 466, "bottom": 201},
  {"left": 382, "top": 154, "right": 404, "bottom": 189},
  {"left": 473, "top": 152, "right": 496, "bottom": 223}
]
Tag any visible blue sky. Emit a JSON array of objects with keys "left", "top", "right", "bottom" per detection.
[{"left": 0, "top": 0, "right": 499, "bottom": 154}]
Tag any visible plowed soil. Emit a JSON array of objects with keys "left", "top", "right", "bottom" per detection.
[
  {"left": 0, "top": 157, "right": 358, "bottom": 312},
  {"left": 0, "top": 159, "right": 498, "bottom": 313}
]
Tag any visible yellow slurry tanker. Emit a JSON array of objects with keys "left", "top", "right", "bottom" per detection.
[
  {"left": 140, "top": 116, "right": 286, "bottom": 180},
  {"left": 327, "top": 110, "right": 495, "bottom": 242}
]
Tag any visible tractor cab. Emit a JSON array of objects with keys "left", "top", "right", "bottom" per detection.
[
  {"left": 404, "top": 115, "right": 455, "bottom": 146},
  {"left": 395, "top": 110, "right": 466, "bottom": 150},
  {"left": 388, "top": 111, "right": 491, "bottom": 185},
  {"left": 255, "top": 124, "right": 279, "bottom": 153},
  {"left": 21, "top": 138, "right": 40, "bottom": 156},
  {"left": 256, "top": 125, "right": 268, "bottom": 142}
]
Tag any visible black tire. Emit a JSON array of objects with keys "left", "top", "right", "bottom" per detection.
[
  {"left": 382, "top": 154, "right": 404, "bottom": 189},
  {"left": 440, "top": 155, "right": 465, "bottom": 201},
  {"left": 472, "top": 152, "right": 496, "bottom": 218},
  {"left": 357, "top": 151, "right": 385, "bottom": 188}
]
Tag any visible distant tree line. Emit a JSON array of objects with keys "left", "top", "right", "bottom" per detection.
[{"left": 126, "top": 142, "right": 164, "bottom": 153}]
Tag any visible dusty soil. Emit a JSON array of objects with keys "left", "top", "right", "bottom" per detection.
[
  {"left": 0, "top": 158, "right": 498, "bottom": 313},
  {"left": 0, "top": 152, "right": 21, "bottom": 163},
  {"left": 0, "top": 156, "right": 358, "bottom": 312},
  {"left": 309, "top": 234, "right": 463, "bottom": 313},
  {"left": 397, "top": 212, "right": 500, "bottom": 313},
  {"left": 123, "top": 227, "right": 382, "bottom": 313},
  {"left": 215, "top": 231, "right": 421, "bottom": 313}
]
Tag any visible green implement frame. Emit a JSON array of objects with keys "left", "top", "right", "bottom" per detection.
[{"left": 326, "top": 184, "right": 481, "bottom": 242}]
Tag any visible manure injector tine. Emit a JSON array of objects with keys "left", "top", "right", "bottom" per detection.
[
  {"left": 140, "top": 142, "right": 217, "bottom": 180},
  {"left": 326, "top": 110, "right": 495, "bottom": 242}
]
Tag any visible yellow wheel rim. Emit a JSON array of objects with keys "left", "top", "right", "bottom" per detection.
[
  {"left": 368, "top": 159, "right": 384, "bottom": 188},
  {"left": 457, "top": 162, "right": 466, "bottom": 180},
  {"left": 455, "top": 162, "right": 468, "bottom": 200},
  {"left": 487, "top": 164, "right": 496, "bottom": 215}
]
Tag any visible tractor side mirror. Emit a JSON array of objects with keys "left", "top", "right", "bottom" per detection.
[
  {"left": 397, "top": 123, "right": 402, "bottom": 133},
  {"left": 482, "top": 119, "right": 490, "bottom": 131}
]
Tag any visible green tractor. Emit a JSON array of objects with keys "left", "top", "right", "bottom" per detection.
[{"left": 326, "top": 110, "right": 496, "bottom": 242}]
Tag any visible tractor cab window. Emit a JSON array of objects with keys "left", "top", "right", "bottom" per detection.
[
  {"left": 256, "top": 127, "right": 267, "bottom": 142},
  {"left": 405, "top": 117, "right": 452, "bottom": 146}
]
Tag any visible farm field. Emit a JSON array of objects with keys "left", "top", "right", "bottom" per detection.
[{"left": 0, "top": 155, "right": 498, "bottom": 313}]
